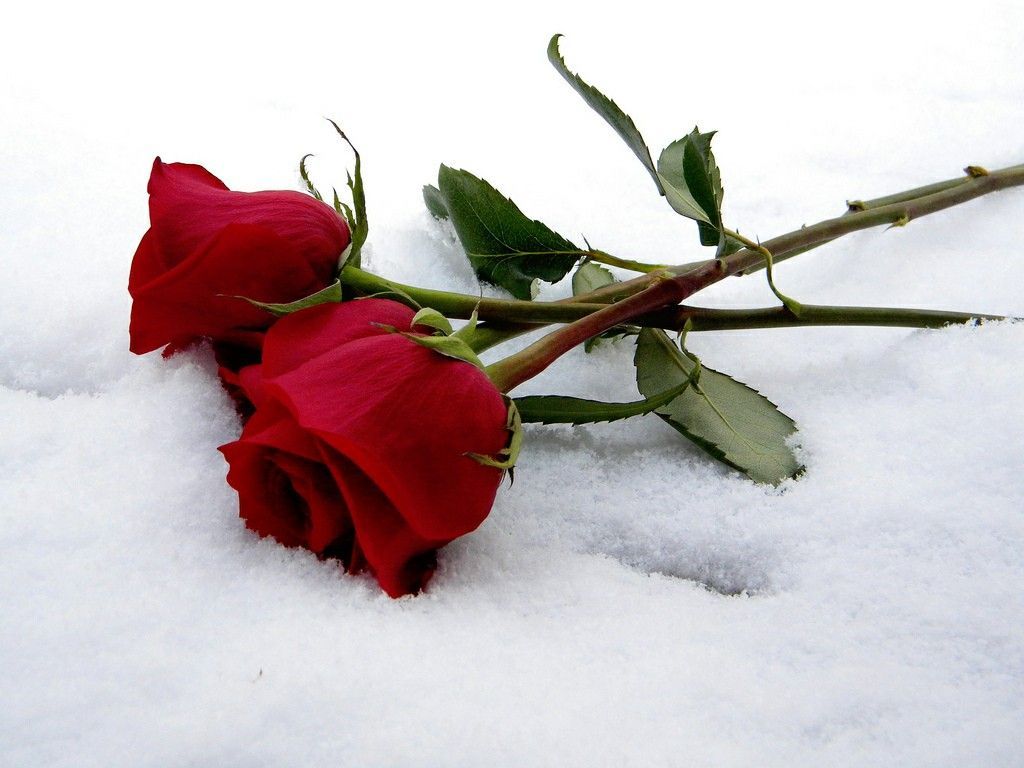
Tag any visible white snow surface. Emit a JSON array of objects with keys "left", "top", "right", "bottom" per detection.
[{"left": 3, "top": 2, "right": 1024, "bottom": 765}]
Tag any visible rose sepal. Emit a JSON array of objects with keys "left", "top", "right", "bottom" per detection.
[
  {"left": 375, "top": 305, "right": 487, "bottom": 369},
  {"left": 410, "top": 307, "right": 454, "bottom": 335},
  {"left": 327, "top": 120, "right": 368, "bottom": 270},
  {"left": 232, "top": 279, "right": 343, "bottom": 317},
  {"left": 394, "top": 331, "right": 486, "bottom": 370},
  {"left": 467, "top": 397, "right": 522, "bottom": 473}
]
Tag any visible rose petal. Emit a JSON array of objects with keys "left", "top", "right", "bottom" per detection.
[
  {"left": 266, "top": 333, "right": 508, "bottom": 541},
  {"left": 231, "top": 401, "right": 323, "bottom": 462},
  {"left": 220, "top": 439, "right": 310, "bottom": 548},
  {"left": 316, "top": 443, "right": 441, "bottom": 597},
  {"left": 149, "top": 157, "right": 229, "bottom": 194},
  {"left": 261, "top": 299, "right": 417, "bottom": 378},
  {"left": 127, "top": 229, "right": 167, "bottom": 295},
  {"left": 271, "top": 452, "right": 353, "bottom": 554},
  {"left": 129, "top": 222, "right": 324, "bottom": 355},
  {"left": 235, "top": 364, "right": 267, "bottom": 411},
  {"left": 147, "top": 158, "right": 348, "bottom": 281},
  {"left": 220, "top": 406, "right": 351, "bottom": 552}
]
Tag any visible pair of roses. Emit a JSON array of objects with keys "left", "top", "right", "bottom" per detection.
[{"left": 130, "top": 160, "right": 510, "bottom": 596}]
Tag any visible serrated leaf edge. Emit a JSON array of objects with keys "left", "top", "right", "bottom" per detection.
[
  {"left": 636, "top": 329, "right": 802, "bottom": 484},
  {"left": 547, "top": 34, "right": 664, "bottom": 195}
]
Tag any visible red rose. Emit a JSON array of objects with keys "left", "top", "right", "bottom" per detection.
[
  {"left": 218, "top": 299, "right": 511, "bottom": 597},
  {"left": 128, "top": 158, "right": 350, "bottom": 357}
]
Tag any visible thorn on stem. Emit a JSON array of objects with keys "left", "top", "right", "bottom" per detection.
[
  {"left": 964, "top": 165, "right": 989, "bottom": 178},
  {"left": 886, "top": 213, "right": 910, "bottom": 230}
]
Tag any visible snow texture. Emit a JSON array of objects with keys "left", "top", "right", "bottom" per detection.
[{"left": 3, "top": 2, "right": 1023, "bottom": 765}]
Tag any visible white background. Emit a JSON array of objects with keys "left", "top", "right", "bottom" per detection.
[{"left": 2, "top": 1, "right": 1023, "bottom": 765}]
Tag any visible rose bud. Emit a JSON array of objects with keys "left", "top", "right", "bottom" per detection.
[
  {"left": 218, "top": 299, "right": 512, "bottom": 597},
  {"left": 128, "top": 158, "right": 350, "bottom": 360}
]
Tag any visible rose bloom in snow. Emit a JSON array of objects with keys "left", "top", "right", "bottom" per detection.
[
  {"left": 128, "top": 158, "right": 350, "bottom": 362},
  {"left": 219, "top": 299, "right": 512, "bottom": 597}
]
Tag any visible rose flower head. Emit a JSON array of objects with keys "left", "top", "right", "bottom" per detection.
[
  {"left": 219, "top": 299, "right": 512, "bottom": 597},
  {"left": 128, "top": 158, "right": 350, "bottom": 359}
]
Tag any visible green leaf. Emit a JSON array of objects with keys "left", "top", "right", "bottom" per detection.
[
  {"left": 328, "top": 120, "right": 368, "bottom": 269},
  {"left": 656, "top": 128, "right": 746, "bottom": 261},
  {"left": 634, "top": 328, "right": 802, "bottom": 485},
  {"left": 411, "top": 307, "right": 453, "bottom": 336},
  {"left": 423, "top": 184, "right": 450, "bottom": 220},
  {"left": 584, "top": 329, "right": 636, "bottom": 353},
  {"left": 657, "top": 175, "right": 708, "bottom": 223},
  {"left": 655, "top": 130, "right": 713, "bottom": 225},
  {"left": 515, "top": 378, "right": 690, "bottom": 425},
  {"left": 233, "top": 279, "right": 342, "bottom": 317},
  {"left": 571, "top": 261, "right": 625, "bottom": 352},
  {"left": 683, "top": 129, "right": 724, "bottom": 237},
  {"left": 548, "top": 34, "right": 664, "bottom": 195},
  {"left": 571, "top": 261, "right": 615, "bottom": 295},
  {"left": 435, "top": 165, "right": 581, "bottom": 300}
]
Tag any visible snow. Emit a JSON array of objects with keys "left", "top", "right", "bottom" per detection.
[{"left": 3, "top": 1, "right": 1024, "bottom": 765}]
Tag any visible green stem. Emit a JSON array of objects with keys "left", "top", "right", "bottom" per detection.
[
  {"left": 484, "top": 162, "right": 1024, "bottom": 388},
  {"left": 718, "top": 228, "right": 804, "bottom": 315},
  {"left": 466, "top": 303, "right": 1012, "bottom": 353},
  {"left": 343, "top": 258, "right": 1011, "bottom": 346},
  {"left": 339, "top": 264, "right": 605, "bottom": 324},
  {"left": 340, "top": 162, "right": 1024, "bottom": 356},
  {"left": 845, "top": 175, "right": 970, "bottom": 212},
  {"left": 572, "top": 162, "right": 1024, "bottom": 301},
  {"left": 662, "top": 304, "right": 1012, "bottom": 331},
  {"left": 738, "top": 164, "right": 1023, "bottom": 274},
  {"left": 484, "top": 264, "right": 1014, "bottom": 390},
  {"left": 466, "top": 248, "right": 664, "bottom": 274},
  {"left": 485, "top": 265, "right": 725, "bottom": 391},
  {"left": 459, "top": 323, "right": 530, "bottom": 353},
  {"left": 348, "top": 162, "right": 1024, "bottom": 316},
  {"left": 339, "top": 265, "right": 1012, "bottom": 346}
]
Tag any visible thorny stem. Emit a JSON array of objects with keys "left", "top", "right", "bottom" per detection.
[
  {"left": 484, "top": 164, "right": 1024, "bottom": 390},
  {"left": 485, "top": 269, "right": 718, "bottom": 391},
  {"left": 570, "top": 163, "right": 1024, "bottom": 304},
  {"left": 339, "top": 264, "right": 608, "bottom": 324},
  {"left": 467, "top": 248, "right": 664, "bottom": 274},
  {"left": 468, "top": 303, "right": 1016, "bottom": 354},
  {"left": 340, "top": 263, "right": 1010, "bottom": 336},
  {"left": 663, "top": 304, "right": 1012, "bottom": 331},
  {"left": 466, "top": 164, "right": 1024, "bottom": 350},
  {"left": 718, "top": 228, "right": 803, "bottom": 315},
  {"left": 337, "top": 162, "right": 1024, "bottom": 362}
]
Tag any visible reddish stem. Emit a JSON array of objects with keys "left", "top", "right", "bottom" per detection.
[{"left": 486, "top": 261, "right": 724, "bottom": 392}]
